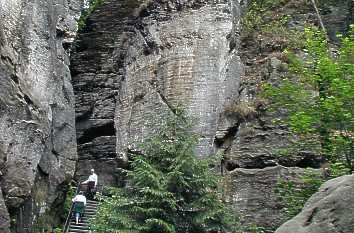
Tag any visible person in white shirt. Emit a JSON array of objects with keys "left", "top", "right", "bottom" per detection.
[
  {"left": 82, "top": 169, "right": 98, "bottom": 187},
  {"left": 82, "top": 169, "right": 98, "bottom": 199},
  {"left": 72, "top": 191, "right": 86, "bottom": 224}
]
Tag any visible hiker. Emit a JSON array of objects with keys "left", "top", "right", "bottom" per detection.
[
  {"left": 82, "top": 169, "right": 98, "bottom": 199},
  {"left": 72, "top": 191, "right": 86, "bottom": 224}
]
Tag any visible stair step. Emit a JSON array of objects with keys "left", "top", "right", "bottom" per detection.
[
  {"left": 70, "top": 218, "right": 93, "bottom": 223},
  {"left": 69, "top": 218, "right": 93, "bottom": 224},
  {"left": 68, "top": 231, "right": 90, "bottom": 233},
  {"left": 69, "top": 222, "right": 87, "bottom": 226},
  {"left": 84, "top": 210, "right": 97, "bottom": 213},
  {"left": 85, "top": 210, "right": 97, "bottom": 212},
  {"left": 84, "top": 213, "right": 96, "bottom": 216},
  {"left": 87, "top": 201, "right": 99, "bottom": 204},
  {"left": 65, "top": 190, "right": 101, "bottom": 233},
  {"left": 69, "top": 225, "right": 89, "bottom": 230}
]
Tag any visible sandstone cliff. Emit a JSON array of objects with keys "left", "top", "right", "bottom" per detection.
[
  {"left": 70, "top": 0, "right": 353, "bottom": 232},
  {"left": 0, "top": 0, "right": 352, "bottom": 232},
  {"left": 71, "top": 0, "right": 244, "bottom": 187},
  {"left": 0, "top": 0, "right": 80, "bottom": 231}
]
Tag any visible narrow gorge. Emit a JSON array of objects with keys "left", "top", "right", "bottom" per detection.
[{"left": 0, "top": 0, "right": 353, "bottom": 232}]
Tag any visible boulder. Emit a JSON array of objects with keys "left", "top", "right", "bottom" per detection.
[{"left": 275, "top": 175, "right": 354, "bottom": 233}]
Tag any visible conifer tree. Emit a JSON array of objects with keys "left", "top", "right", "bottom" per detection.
[{"left": 91, "top": 108, "right": 238, "bottom": 233}]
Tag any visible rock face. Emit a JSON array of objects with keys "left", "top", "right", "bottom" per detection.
[
  {"left": 226, "top": 166, "right": 320, "bottom": 231},
  {"left": 71, "top": 0, "right": 245, "bottom": 185},
  {"left": 0, "top": 0, "right": 351, "bottom": 231},
  {"left": 71, "top": 0, "right": 353, "bottom": 231},
  {"left": 0, "top": 0, "right": 80, "bottom": 231},
  {"left": 114, "top": 0, "right": 244, "bottom": 159},
  {"left": 275, "top": 175, "right": 354, "bottom": 233},
  {"left": 71, "top": 0, "right": 129, "bottom": 185}
]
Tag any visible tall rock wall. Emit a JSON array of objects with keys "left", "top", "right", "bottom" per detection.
[
  {"left": 115, "top": 0, "right": 244, "bottom": 159},
  {"left": 0, "top": 0, "right": 80, "bottom": 231},
  {"left": 69, "top": 0, "right": 352, "bottom": 232},
  {"left": 71, "top": 0, "right": 245, "bottom": 185},
  {"left": 0, "top": 0, "right": 351, "bottom": 231}
]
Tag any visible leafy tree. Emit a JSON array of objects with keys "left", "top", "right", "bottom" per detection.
[
  {"left": 91, "top": 108, "right": 238, "bottom": 233},
  {"left": 263, "top": 25, "right": 354, "bottom": 172}
]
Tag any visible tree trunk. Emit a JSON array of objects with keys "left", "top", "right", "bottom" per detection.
[{"left": 310, "top": 0, "right": 329, "bottom": 40}]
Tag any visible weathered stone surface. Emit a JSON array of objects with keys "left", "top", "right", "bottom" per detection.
[
  {"left": 217, "top": 0, "right": 353, "bottom": 171},
  {"left": 71, "top": 0, "right": 244, "bottom": 185},
  {"left": 226, "top": 166, "right": 320, "bottom": 231},
  {"left": 322, "top": 0, "right": 354, "bottom": 41},
  {"left": 69, "top": 0, "right": 353, "bottom": 231},
  {"left": 70, "top": 0, "right": 128, "bottom": 186},
  {"left": 275, "top": 175, "right": 354, "bottom": 233},
  {"left": 0, "top": 0, "right": 80, "bottom": 231},
  {"left": 115, "top": 0, "right": 243, "bottom": 159},
  {"left": 0, "top": 187, "right": 10, "bottom": 233}
]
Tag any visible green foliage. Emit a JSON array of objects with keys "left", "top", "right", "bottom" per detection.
[
  {"left": 327, "top": 162, "right": 350, "bottom": 178},
  {"left": 91, "top": 109, "right": 239, "bottom": 233},
  {"left": 53, "top": 227, "right": 62, "bottom": 233},
  {"left": 248, "top": 224, "right": 273, "bottom": 233},
  {"left": 263, "top": 25, "right": 354, "bottom": 172},
  {"left": 241, "top": 0, "right": 306, "bottom": 49},
  {"left": 64, "top": 184, "right": 76, "bottom": 217},
  {"left": 32, "top": 214, "right": 56, "bottom": 233},
  {"left": 275, "top": 169, "right": 324, "bottom": 221},
  {"left": 242, "top": 0, "right": 287, "bottom": 36},
  {"left": 78, "top": 0, "right": 105, "bottom": 31}
]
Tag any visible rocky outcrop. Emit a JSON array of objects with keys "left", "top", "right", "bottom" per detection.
[
  {"left": 70, "top": 0, "right": 353, "bottom": 231},
  {"left": 275, "top": 175, "right": 354, "bottom": 233},
  {"left": 70, "top": 0, "right": 353, "bottom": 230},
  {"left": 71, "top": 0, "right": 134, "bottom": 185},
  {"left": 0, "top": 0, "right": 80, "bottom": 231},
  {"left": 114, "top": 0, "right": 244, "bottom": 159},
  {"left": 71, "top": 0, "right": 245, "bottom": 185},
  {"left": 219, "top": 0, "right": 353, "bottom": 171},
  {"left": 220, "top": 1, "right": 353, "bottom": 229},
  {"left": 225, "top": 166, "right": 320, "bottom": 231}
]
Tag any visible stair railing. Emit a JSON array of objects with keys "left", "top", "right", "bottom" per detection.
[
  {"left": 62, "top": 182, "right": 105, "bottom": 233},
  {"left": 63, "top": 182, "right": 81, "bottom": 233}
]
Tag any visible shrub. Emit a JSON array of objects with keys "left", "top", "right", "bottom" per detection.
[{"left": 91, "top": 108, "right": 239, "bottom": 233}]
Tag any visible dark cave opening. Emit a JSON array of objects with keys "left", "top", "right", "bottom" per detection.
[
  {"left": 77, "top": 122, "right": 115, "bottom": 144},
  {"left": 295, "top": 156, "right": 324, "bottom": 169},
  {"left": 225, "top": 160, "right": 240, "bottom": 172}
]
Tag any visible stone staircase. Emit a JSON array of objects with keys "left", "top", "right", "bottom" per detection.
[{"left": 66, "top": 199, "right": 99, "bottom": 233}]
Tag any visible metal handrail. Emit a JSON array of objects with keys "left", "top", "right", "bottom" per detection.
[
  {"left": 62, "top": 182, "right": 104, "bottom": 233},
  {"left": 63, "top": 182, "right": 80, "bottom": 233}
]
